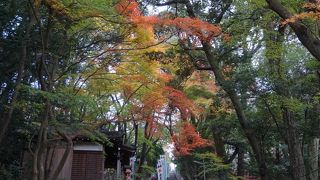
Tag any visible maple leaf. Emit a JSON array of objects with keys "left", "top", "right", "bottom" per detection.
[
  {"left": 172, "top": 122, "right": 210, "bottom": 156},
  {"left": 116, "top": 0, "right": 221, "bottom": 42},
  {"left": 164, "top": 86, "right": 201, "bottom": 120},
  {"left": 282, "top": 2, "right": 320, "bottom": 24}
]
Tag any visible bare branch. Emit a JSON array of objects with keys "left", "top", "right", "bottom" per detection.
[{"left": 156, "top": 0, "right": 187, "bottom": 6}]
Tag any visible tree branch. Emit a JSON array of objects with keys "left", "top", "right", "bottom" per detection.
[
  {"left": 225, "top": 146, "right": 239, "bottom": 164},
  {"left": 156, "top": 0, "right": 187, "bottom": 6},
  {"left": 266, "top": 0, "right": 320, "bottom": 61}
]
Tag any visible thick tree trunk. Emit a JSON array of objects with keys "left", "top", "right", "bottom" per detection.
[
  {"left": 237, "top": 148, "right": 245, "bottom": 177},
  {"left": 31, "top": 101, "right": 50, "bottom": 180},
  {"left": 212, "top": 131, "right": 226, "bottom": 160},
  {"left": 137, "top": 142, "right": 147, "bottom": 174},
  {"left": 38, "top": 102, "right": 50, "bottom": 180},
  {"left": 32, "top": 149, "right": 39, "bottom": 180},
  {"left": 308, "top": 138, "right": 319, "bottom": 180},
  {"left": 283, "top": 110, "right": 306, "bottom": 180},
  {"left": 182, "top": 160, "right": 193, "bottom": 180},
  {"left": 264, "top": 20, "right": 306, "bottom": 180}
]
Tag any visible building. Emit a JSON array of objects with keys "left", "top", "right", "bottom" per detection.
[{"left": 22, "top": 131, "right": 135, "bottom": 180}]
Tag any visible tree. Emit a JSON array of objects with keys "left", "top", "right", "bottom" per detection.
[
  {"left": 1, "top": 1, "right": 320, "bottom": 180},
  {"left": 265, "top": 0, "right": 320, "bottom": 61},
  {"left": 130, "top": 0, "right": 320, "bottom": 179},
  {"left": 0, "top": 0, "right": 123, "bottom": 179}
]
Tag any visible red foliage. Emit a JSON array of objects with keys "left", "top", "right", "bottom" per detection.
[
  {"left": 116, "top": 0, "right": 141, "bottom": 17},
  {"left": 164, "top": 86, "right": 199, "bottom": 119},
  {"left": 282, "top": 2, "right": 320, "bottom": 24},
  {"left": 160, "top": 73, "right": 173, "bottom": 82},
  {"left": 116, "top": 0, "right": 221, "bottom": 42},
  {"left": 168, "top": 17, "right": 221, "bottom": 42},
  {"left": 129, "top": 95, "right": 164, "bottom": 139},
  {"left": 129, "top": 86, "right": 198, "bottom": 122},
  {"left": 172, "top": 122, "right": 209, "bottom": 156},
  {"left": 158, "top": 71, "right": 173, "bottom": 82}
]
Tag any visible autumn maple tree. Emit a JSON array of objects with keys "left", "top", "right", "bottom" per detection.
[
  {"left": 114, "top": 0, "right": 213, "bottom": 159},
  {"left": 171, "top": 122, "right": 209, "bottom": 156},
  {"left": 116, "top": 0, "right": 221, "bottom": 42}
]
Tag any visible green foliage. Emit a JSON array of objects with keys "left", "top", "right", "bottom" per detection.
[
  {"left": 0, "top": 161, "right": 21, "bottom": 180},
  {"left": 1, "top": 0, "right": 320, "bottom": 179},
  {"left": 175, "top": 151, "right": 234, "bottom": 180},
  {"left": 185, "top": 85, "right": 214, "bottom": 100},
  {"left": 194, "top": 152, "right": 230, "bottom": 171}
]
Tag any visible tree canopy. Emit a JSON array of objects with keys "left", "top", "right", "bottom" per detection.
[{"left": 0, "top": 0, "right": 320, "bottom": 180}]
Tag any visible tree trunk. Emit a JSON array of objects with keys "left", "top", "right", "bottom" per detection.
[
  {"left": 212, "top": 131, "right": 226, "bottom": 160},
  {"left": 278, "top": 83, "right": 306, "bottom": 180},
  {"left": 264, "top": 20, "right": 306, "bottom": 180},
  {"left": 137, "top": 122, "right": 149, "bottom": 174},
  {"left": 275, "top": 145, "right": 281, "bottom": 164},
  {"left": 283, "top": 109, "right": 306, "bottom": 180},
  {"left": 38, "top": 106, "right": 50, "bottom": 180},
  {"left": 237, "top": 148, "right": 245, "bottom": 177},
  {"left": 0, "top": 48, "right": 25, "bottom": 144},
  {"left": 308, "top": 138, "right": 319, "bottom": 180},
  {"left": 31, "top": 5, "right": 54, "bottom": 179},
  {"left": 202, "top": 43, "right": 269, "bottom": 180},
  {"left": 0, "top": 4, "right": 35, "bottom": 144},
  {"left": 185, "top": 161, "right": 193, "bottom": 180},
  {"left": 137, "top": 142, "right": 147, "bottom": 174},
  {"left": 31, "top": 101, "right": 50, "bottom": 180},
  {"left": 134, "top": 122, "right": 138, "bottom": 147}
]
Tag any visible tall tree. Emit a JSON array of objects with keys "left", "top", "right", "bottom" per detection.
[{"left": 265, "top": 0, "right": 320, "bottom": 61}]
